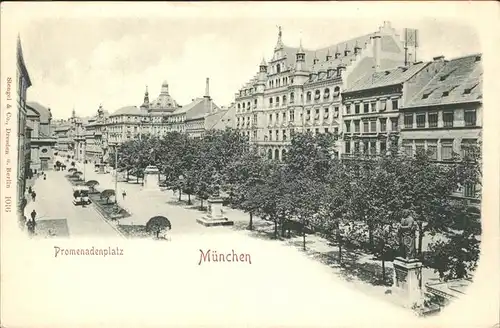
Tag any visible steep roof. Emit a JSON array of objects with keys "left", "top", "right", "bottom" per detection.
[
  {"left": 206, "top": 104, "right": 236, "bottom": 130},
  {"left": 344, "top": 62, "right": 429, "bottom": 93},
  {"left": 281, "top": 32, "right": 373, "bottom": 73},
  {"left": 110, "top": 106, "right": 142, "bottom": 117},
  {"left": 26, "top": 102, "right": 52, "bottom": 123},
  {"left": 174, "top": 97, "right": 220, "bottom": 120},
  {"left": 406, "top": 54, "right": 483, "bottom": 108}
]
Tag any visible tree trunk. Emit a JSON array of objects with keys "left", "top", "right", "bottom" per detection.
[
  {"left": 178, "top": 189, "right": 182, "bottom": 201},
  {"left": 302, "top": 217, "right": 306, "bottom": 251},
  {"left": 273, "top": 217, "right": 278, "bottom": 239},
  {"left": 156, "top": 230, "right": 159, "bottom": 239},
  {"left": 382, "top": 259, "right": 386, "bottom": 285},
  {"left": 281, "top": 218, "right": 286, "bottom": 237},
  {"left": 368, "top": 222, "right": 374, "bottom": 250},
  {"left": 200, "top": 198, "right": 204, "bottom": 210},
  {"left": 248, "top": 212, "right": 253, "bottom": 231},
  {"left": 187, "top": 194, "right": 191, "bottom": 205}
]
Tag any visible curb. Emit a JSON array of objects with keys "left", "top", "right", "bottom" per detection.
[{"left": 89, "top": 202, "right": 127, "bottom": 239}]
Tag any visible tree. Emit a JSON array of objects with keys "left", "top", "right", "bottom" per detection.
[
  {"left": 424, "top": 200, "right": 481, "bottom": 281},
  {"left": 283, "top": 131, "right": 338, "bottom": 249},
  {"left": 146, "top": 216, "right": 172, "bottom": 239},
  {"left": 85, "top": 180, "right": 99, "bottom": 193},
  {"left": 224, "top": 148, "right": 268, "bottom": 230},
  {"left": 100, "top": 189, "right": 115, "bottom": 204}
]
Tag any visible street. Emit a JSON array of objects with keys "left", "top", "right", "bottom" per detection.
[
  {"left": 25, "top": 167, "right": 120, "bottom": 238},
  {"left": 68, "top": 158, "right": 246, "bottom": 235}
]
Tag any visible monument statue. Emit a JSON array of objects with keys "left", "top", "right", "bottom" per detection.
[
  {"left": 211, "top": 171, "right": 222, "bottom": 198},
  {"left": 397, "top": 210, "right": 417, "bottom": 260}
]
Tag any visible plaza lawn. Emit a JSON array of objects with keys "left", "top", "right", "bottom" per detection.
[
  {"left": 88, "top": 193, "right": 131, "bottom": 222},
  {"left": 116, "top": 224, "right": 150, "bottom": 238}
]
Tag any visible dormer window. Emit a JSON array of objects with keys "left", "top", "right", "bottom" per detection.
[
  {"left": 442, "top": 85, "right": 458, "bottom": 97},
  {"left": 439, "top": 68, "right": 457, "bottom": 81},
  {"left": 464, "top": 83, "right": 479, "bottom": 95},
  {"left": 422, "top": 89, "right": 436, "bottom": 99}
]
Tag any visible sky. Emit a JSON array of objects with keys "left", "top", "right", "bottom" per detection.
[{"left": 14, "top": 3, "right": 482, "bottom": 120}]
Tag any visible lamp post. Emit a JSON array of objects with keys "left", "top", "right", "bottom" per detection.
[
  {"left": 178, "top": 174, "right": 184, "bottom": 201},
  {"left": 114, "top": 146, "right": 118, "bottom": 204},
  {"left": 83, "top": 140, "right": 87, "bottom": 182}
]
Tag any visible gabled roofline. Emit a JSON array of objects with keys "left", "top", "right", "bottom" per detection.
[{"left": 343, "top": 62, "right": 432, "bottom": 95}]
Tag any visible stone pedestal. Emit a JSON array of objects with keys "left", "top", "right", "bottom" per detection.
[
  {"left": 393, "top": 257, "right": 424, "bottom": 308},
  {"left": 196, "top": 198, "right": 234, "bottom": 227},
  {"left": 98, "top": 165, "right": 105, "bottom": 174},
  {"left": 143, "top": 166, "right": 160, "bottom": 190}
]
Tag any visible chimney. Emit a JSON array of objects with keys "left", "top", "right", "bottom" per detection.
[
  {"left": 205, "top": 77, "right": 210, "bottom": 98},
  {"left": 433, "top": 55, "right": 445, "bottom": 62},
  {"left": 371, "top": 33, "right": 382, "bottom": 72}
]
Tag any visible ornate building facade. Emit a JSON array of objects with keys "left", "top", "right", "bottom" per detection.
[
  {"left": 26, "top": 102, "right": 57, "bottom": 170},
  {"left": 83, "top": 104, "right": 108, "bottom": 163},
  {"left": 233, "top": 21, "right": 414, "bottom": 160}
]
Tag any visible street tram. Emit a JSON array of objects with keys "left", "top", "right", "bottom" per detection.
[{"left": 73, "top": 186, "right": 91, "bottom": 206}]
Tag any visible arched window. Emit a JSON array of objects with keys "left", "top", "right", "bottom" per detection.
[
  {"left": 276, "top": 97, "right": 280, "bottom": 107},
  {"left": 237, "top": 103, "right": 241, "bottom": 110},
  {"left": 247, "top": 102, "right": 250, "bottom": 109},
  {"left": 281, "top": 149, "right": 287, "bottom": 161},
  {"left": 282, "top": 95, "right": 287, "bottom": 103},
  {"left": 269, "top": 98, "right": 273, "bottom": 106},
  {"left": 277, "top": 64, "right": 281, "bottom": 73},
  {"left": 275, "top": 149, "right": 280, "bottom": 161},
  {"left": 306, "top": 92, "right": 312, "bottom": 102},
  {"left": 315, "top": 90, "right": 321, "bottom": 100},
  {"left": 242, "top": 103, "right": 246, "bottom": 109},
  {"left": 268, "top": 149, "right": 273, "bottom": 159},
  {"left": 333, "top": 86, "right": 341, "bottom": 98},
  {"left": 290, "top": 92, "right": 295, "bottom": 103},
  {"left": 324, "top": 88, "right": 330, "bottom": 99}
]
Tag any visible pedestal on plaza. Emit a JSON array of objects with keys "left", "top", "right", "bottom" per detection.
[
  {"left": 196, "top": 198, "right": 234, "bottom": 227},
  {"left": 98, "top": 165, "right": 105, "bottom": 174},
  {"left": 143, "top": 165, "right": 160, "bottom": 190},
  {"left": 392, "top": 257, "right": 424, "bottom": 308}
]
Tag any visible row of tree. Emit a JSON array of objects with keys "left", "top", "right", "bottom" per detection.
[{"left": 108, "top": 129, "right": 481, "bottom": 282}]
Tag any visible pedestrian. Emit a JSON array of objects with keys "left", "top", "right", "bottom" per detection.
[
  {"left": 122, "top": 190, "right": 127, "bottom": 200},
  {"left": 43, "top": 174, "right": 47, "bottom": 180},
  {"left": 31, "top": 191, "right": 36, "bottom": 202},
  {"left": 27, "top": 219, "right": 36, "bottom": 236},
  {"left": 31, "top": 209, "right": 37, "bottom": 221},
  {"left": 28, "top": 186, "right": 32, "bottom": 194}
]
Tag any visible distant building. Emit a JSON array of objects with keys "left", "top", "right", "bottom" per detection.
[
  {"left": 16, "top": 35, "right": 32, "bottom": 217},
  {"left": 104, "top": 80, "right": 180, "bottom": 148},
  {"left": 400, "top": 53, "right": 483, "bottom": 203},
  {"left": 183, "top": 78, "right": 225, "bottom": 138},
  {"left": 53, "top": 125, "right": 72, "bottom": 153},
  {"left": 233, "top": 21, "right": 412, "bottom": 160},
  {"left": 26, "top": 102, "right": 57, "bottom": 170},
  {"left": 83, "top": 104, "right": 108, "bottom": 163}
]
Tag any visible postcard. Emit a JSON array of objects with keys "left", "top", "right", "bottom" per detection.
[{"left": 1, "top": 2, "right": 499, "bottom": 327}]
